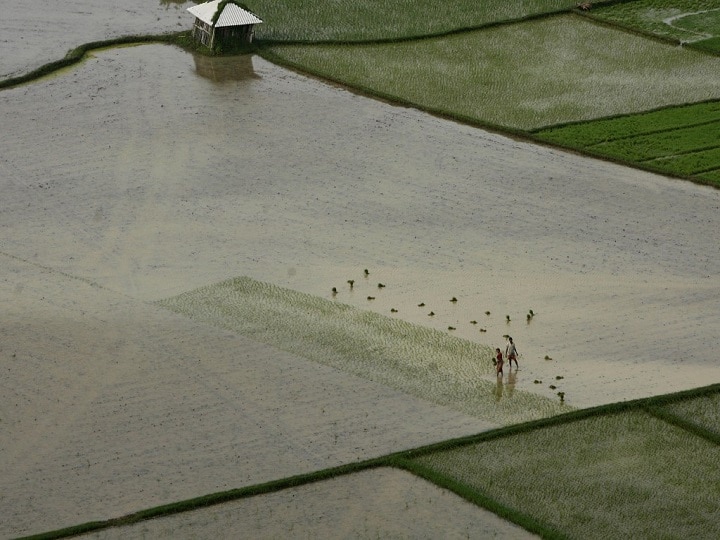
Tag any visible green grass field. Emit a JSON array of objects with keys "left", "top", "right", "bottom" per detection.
[
  {"left": 533, "top": 101, "right": 720, "bottom": 185},
  {"left": 409, "top": 406, "right": 720, "bottom": 539},
  {"left": 264, "top": 14, "right": 720, "bottom": 132},
  {"left": 246, "top": 0, "right": 591, "bottom": 42},
  {"left": 590, "top": 0, "right": 720, "bottom": 46}
]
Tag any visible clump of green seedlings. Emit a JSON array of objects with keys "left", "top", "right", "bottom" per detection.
[{"left": 156, "top": 276, "right": 571, "bottom": 425}]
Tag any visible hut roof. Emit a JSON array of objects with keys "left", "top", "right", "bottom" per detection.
[{"left": 187, "top": 0, "right": 262, "bottom": 28}]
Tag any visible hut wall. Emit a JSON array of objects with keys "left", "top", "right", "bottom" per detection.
[
  {"left": 192, "top": 19, "right": 214, "bottom": 47},
  {"left": 216, "top": 25, "right": 255, "bottom": 45}
]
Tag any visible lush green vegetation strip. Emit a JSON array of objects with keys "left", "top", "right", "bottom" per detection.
[
  {"left": 588, "top": 121, "right": 720, "bottom": 161},
  {"left": 533, "top": 101, "right": 720, "bottom": 146},
  {"left": 645, "top": 145, "right": 720, "bottom": 175}
]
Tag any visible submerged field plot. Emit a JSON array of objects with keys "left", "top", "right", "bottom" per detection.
[
  {"left": 39, "top": 385, "right": 720, "bottom": 539},
  {"left": 265, "top": 14, "right": 720, "bottom": 131}
]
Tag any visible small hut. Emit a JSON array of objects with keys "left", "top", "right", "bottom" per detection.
[{"left": 187, "top": 0, "right": 262, "bottom": 50}]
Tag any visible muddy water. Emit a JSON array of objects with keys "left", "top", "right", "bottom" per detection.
[
  {"left": 0, "top": 0, "right": 192, "bottom": 79},
  {"left": 2, "top": 9, "right": 720, "bottom": 536},
  {"left": 3, "top": 44, "right": 719, "bottom": 410}
]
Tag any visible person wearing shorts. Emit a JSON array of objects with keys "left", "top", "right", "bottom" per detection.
[{"left": 505, "top": 336, "right": 519, "bottom": 369}]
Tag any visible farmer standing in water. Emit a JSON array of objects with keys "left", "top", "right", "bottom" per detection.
[{"left": 505, "top": 336, "right": 519, "bottom": 369}]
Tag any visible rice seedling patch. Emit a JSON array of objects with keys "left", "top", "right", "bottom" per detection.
[
  {"left": 658, "top": 392, "right": 720, "bottom": 436},
  {"left": 697, "top": 168, "right": 720, "bottom": 183},
  {"left": 533, "top": 100, "right": 720, "bottom": 185},
  {"left": 411, "top": 410, "right": 720, "bottom": 539},
  {"left": 533, "top": 101, "right": 720, "bottom": 147},
  {"left": 264, "top": 15, "right": 720, "bottom": 130},
  {"left": 591, "top": 0, "right": 720, "bottom": 44},
  {"left": 249, "top": 0, "right": 586, "bottom": 42},
  {"left": 155, "top": 277, "right": 572, "bottom": 426},
  {"left": 588, "top": 121, "right": 720, "bottom": 161},
  {"left": 645, "top": 145, "right": 720, "bottom": 176}
]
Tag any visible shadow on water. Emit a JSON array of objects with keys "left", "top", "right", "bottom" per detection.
[{"left": 192, "top": 53, "right": 261, "bottom": 83}]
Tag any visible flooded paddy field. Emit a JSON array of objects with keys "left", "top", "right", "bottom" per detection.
[{"left": 1, "top": 1, "right": 720, "bottom": 538}]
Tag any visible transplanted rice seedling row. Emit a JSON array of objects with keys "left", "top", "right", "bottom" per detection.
[
  {"left": 591, "top": 0, "right": 720, "bottom": 47},
  {"left": 409, "top": 409, "right": 720, "bottom": 539},
  {"left": 532, "top": 101, "right": 720, "bottom": 146},
  {"left": 588, "top": 121, "right": 720, "bottom": 161},
  {"left": 534, "top": 101, "right": 720, "bottom": 186},
  {"left": 645, "top": 145, "right": 720, "bottom": 176},
  {"left": 248, "top": 0, "right": 597, "bottom": 42},
  {"left": 156, "top": 276, "right": 571, "bottom": 425},
  {"left": 263, "top": 15, "right": 720, "bottom": 131}
]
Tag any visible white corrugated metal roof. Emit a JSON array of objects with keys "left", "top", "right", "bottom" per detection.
[{"left": 187, "top": 0, "right": 262, "bottom": 28}]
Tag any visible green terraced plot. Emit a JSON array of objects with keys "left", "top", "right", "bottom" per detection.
[
  {"left": 591, "top": 0, "right": 720, "bottom": 43},
  {"left": 412, "top": 410, "right": 720, "bottom": 539},
  {"left": 659, "top": 393, "right": 720, "bottom": 436},
  {"left": 644, "top": 145, "right": 720, "bottom": 175},
  {"left": 250, "top": 0, "right": 587, "bottom": 42},
  {"left": 589, "top": 121, "right": 720, "bottom": 161},
  {"left": 534, "top": 101, "right": 720, "bottom": 185},
  {"left": 156, "top": 277, "right": 572, "bottom": 425},
  {"left": 265, "top": 15, "right": 720, "bottom": 130},
  {"left": 532, "top": 101, "right": 720, "bottom": 146}
]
